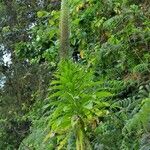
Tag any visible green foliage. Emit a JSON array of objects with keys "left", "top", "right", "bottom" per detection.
[
  {"left": 140, "top": 134, "right": 150, "bottom": 150},
  {"left": 18, "top": 89, "right": 57, "bottom": 150},
  {"left": 15, "top": 10, "right": 60, "bottom": 64},
  {"left": 46, "top": 61, "right": 112, "bottom": 149},
  {"left": 133, "top": 63, "right": 149, "bottom": 74},
  {"left": 37, "top": 11, "right": 49, "bottom": 18},
  {"left": 1, "top": 0, "right": 150, "bottom": 149},
  {"left": 122, "top": 83, "right": 150, "bottom": 133},
  {"left": 124, "top": 98, "right": 150, "bottom": 131},
  {"left": 19, "top": 117, "right": 56, "bottom": 150},
  {"left": 138, "top": 83, "right": 150, "bottom": 99}
]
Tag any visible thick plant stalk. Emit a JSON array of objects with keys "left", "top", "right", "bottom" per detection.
[
  {"left": 76, "top": 128, "right": 84, "bottom": 150},
  {"left": 76, "top": 121, "right": 85, "bottom": 150},
  {"left": 75, "top": 118, "right": 92, "bottom": 150},
  {"left": 60, "top": 0, "right": 70, "bottom": 60}
]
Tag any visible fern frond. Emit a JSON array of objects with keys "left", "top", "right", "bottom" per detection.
[
  {"left": 138, "top": 83, "right": 150, "bottom": 99},
  {"left": 140, "top": 134, "right": 150, "bottom": 150},
  {"left": 114, "top": 96, "right": 136, "bottom": 108},
  {"left": 133, "top": 63, "right": 149, "bottom": 74},
  {"left": 124, "top": 98, "right": 150, "bottom": 132}
]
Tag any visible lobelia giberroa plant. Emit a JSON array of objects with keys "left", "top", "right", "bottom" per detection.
[
  {"left": 45, "top": 61, "right": 113, "bottom": 150},
  {"left": 45, "top": 0, "right": 113, "bottom": 149}
]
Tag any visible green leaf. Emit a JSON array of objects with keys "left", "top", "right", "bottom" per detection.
[
  {"left": 49, "top": 91, "right": 64, "bottom": 99},
  {"left": 37, "top": 11, "right": 48, "bottom": 18},
  {"left": 94, "top": 91, "right": 113, "bottom": 98},
  {"left": 83, "top": 102, "right": 93, "bottom": 110}
]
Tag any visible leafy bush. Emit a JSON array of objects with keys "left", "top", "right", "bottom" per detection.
[{"left": 45, "top": 61, "right": 113, "bottom": 149}]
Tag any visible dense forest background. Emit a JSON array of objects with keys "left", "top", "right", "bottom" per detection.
[{"left": 0, "top": 0, "right": 150, "bottom": 149}]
